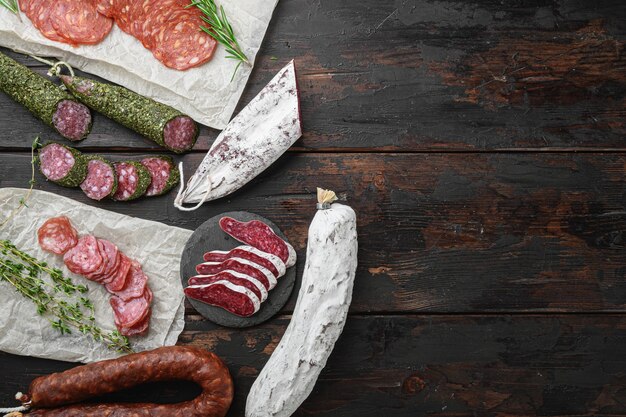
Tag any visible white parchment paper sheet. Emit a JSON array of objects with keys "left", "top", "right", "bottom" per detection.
[
  {"left": 0, "top": 188, "right": 192, "bottom": 363},
  {"left": 0, "top": 0, "right": 279, "bottom": 129}
]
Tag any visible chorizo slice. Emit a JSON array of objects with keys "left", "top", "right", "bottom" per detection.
[
  {"left": 50, "top": 0, "right": 114, "bottom": 45},
  {"left": 20, "top": 346, "right": 233, "bottom": 417}
]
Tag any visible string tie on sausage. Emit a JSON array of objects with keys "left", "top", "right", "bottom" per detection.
[
  {"left": 28, "top": 55, "right": 75, "bottom": 78},
  {"left": 173, "top": 162, "right": 213, "bottom": 211}
]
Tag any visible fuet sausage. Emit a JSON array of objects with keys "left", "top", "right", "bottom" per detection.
[{"left": 17, "top": 346, "right": 233, "bottom": 417}]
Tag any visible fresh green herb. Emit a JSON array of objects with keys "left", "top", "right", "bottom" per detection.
[
  {"left": 0, "top": 137, "right": 40, "bottom": 229},
  {"left": 0, "top": 240, "right": 133, "bottom": 353},
  {"left": 189, "top": 0, "right": 249, "bottom": 81},
  {"left": 0, "top": 0, "right": 18, "bottom": 14}
]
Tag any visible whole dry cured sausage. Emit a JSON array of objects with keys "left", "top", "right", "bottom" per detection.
[
  {"left": 38, "top": 143, "right": 88, "bottom": 188},
  {"left": 37, "top": 216, "right": 79, "bottom": 255},
  {"left": 140, "top": 156, "right": 180, "bottom": 197},
  {"left": 185, "top": 280, "right": 260, "bottom": 317},
  {"left": 61, "top": 75, "right": 198, "bottom": 153},
  {"left": 79, "top": 156, "right": 118, "bottom": 201},
  {"left": 16, "top": 346, "right": 233, "bottom": 417},
  {"left": 203, "top": 245, "right": 286, "bottom": 278},
  {"left": 0, "top": 52, "right": 92, "bottom": 141},
  {"left": 219, "top": 217, "right": 297, "bottom": 268}
]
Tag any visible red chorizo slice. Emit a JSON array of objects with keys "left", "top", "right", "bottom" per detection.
[
  {"left": 51, "top": 0, "right": 114, "bottom": 45},
  {"left": 219, "top": 217, "right": 297, "bottom": 267},
  {"left": 21, "top": 346, "right": 233, "bottom": 417},
  {"left": 63, "top": 235, "right": 104, "bottom": 277},
  {"left": 111, "top": 260, "right": 148, "bottom": 301},
  {"left": 37, "top": 216, "right": 79, "bottom": 255},
  {"left": 21, "top": 0, "right": 67, "bottom": 44}
]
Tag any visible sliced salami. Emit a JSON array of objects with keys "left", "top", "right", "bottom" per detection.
[
  {"left": 38, "top": 143, "right": 88, "bottom": 188},
  {"left": 111, "top": 260, "right": 148, "bottom": 301},
  {"left": 93, "top": 238, "right": 120, "bottom": 283},
  {"left": 110, "top": 291, "right": 151, "bottom": 329},
  {"left": 37, "top": 216, "right": 79, "bottom": 255},
  {"left": 63, "top": 235, "right": 104, "bottom": 276},
  {"left": 104, "top": 252, "right": 132, "bottom": 292},
  {"left": 219, "top": 217, "right": 297, "bottom": 267},
  {"left": 196, "top": 258, "right": 277, "bottom": 291},
  {"left": 51, "top": 0, "right": 114, "bottom": 45},
  {"left": 203, "top": 245, "right": 286, "bottom": 279},
  {"left": 187, "top": 270, "right": 268, "bottom": 302},
  {"left": 112, "top": 161, "right": 151, "bottom": 201},
  {"left": 84, "top": 239, "right": 111, "bottom": 281},
  {"left": 20, "top": 0, "right": 67, "bottom": 43},
  {"left": 119, "top": 310, "right": 151, "bottom": 336},
  {"left": 140, "top": 156, "right": 180, "bottom": 197},
  {"left": 80, "top": 156, "right": 117, "bottom": 201},
  {"left": 184, "top": 280, "right": 261, "bottom": 317}
]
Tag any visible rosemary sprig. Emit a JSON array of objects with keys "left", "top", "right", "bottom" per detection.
[
  {"left": 0, "top": 136, "right": 40, "bottom": 229},
  {"left": 0, "top": 0, "right": 18, "bottom": 14},
  {"left": 189, "top": 0, "right": 249, "bottom": 81},
  {"left": 0, "top": 240, "right": 133, "bottom": 354}
]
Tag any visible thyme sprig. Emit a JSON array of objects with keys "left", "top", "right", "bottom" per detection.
[
  {"left": 189, "top": 0, "right": 249, "bottom": 81},
  {"left": 0, "top": 137, "right": 40, "bottom": 229},
  {"left": 0, "top": 240, "right": 133, "bottom": 353},
  {"left": 0, "top": 0, "right": 18, "bottom": 14}
]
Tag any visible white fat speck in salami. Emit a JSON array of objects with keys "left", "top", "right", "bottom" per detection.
[
  {"left": 219, "top": 217, "right": 297, "bottom": 267},
  {"left": 185, "top": 280, "right": 260, "bottom": 317}
]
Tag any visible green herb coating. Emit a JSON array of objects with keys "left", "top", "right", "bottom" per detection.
[
  {"left": 61, "top": 75, "right": 198, "bottom": 153},
  {"left": 142, "top": 155, "right": 180, "bottom": 197},
  {"left": 38, "top": 142, "right": 88, "bottom": 188},
  {"left": 112, "top": 161, "right": 151, "bottom": 201},
  {"left": 0, "top": 52, "right": 91, "bottom": 140},
  {"left": 83, "top": 154, "right": 118, "bottom": 198}
]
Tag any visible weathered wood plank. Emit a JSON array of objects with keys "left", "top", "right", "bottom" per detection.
[
  {"left": 1, "top": 0, "right": 624, "bottom": 151},
  {"left": 1, "top": 152, "right": 625, "bottom": 312},
  {"left": 1, "top": 315, "right": 625, "bottom": 415}
]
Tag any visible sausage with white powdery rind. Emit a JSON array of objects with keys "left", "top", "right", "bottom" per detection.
[
  {"left": 61, "top": 75, "right": 198, "bottom": 153},
  {"left": 0, "top": 51, "right": 92, "bottom": 141},
  {"left": 16, "top": 346, "right": 233, "bottom": 417},
  {"left": 245, "top": 189, "right": 358, "bottom": 417}
]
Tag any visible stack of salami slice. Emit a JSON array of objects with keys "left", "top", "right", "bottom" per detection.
[
  {"left": 185, "top": 217, "right": 297, "bottom": 317},
  {"left": 37, "top": 216, "right": 152, "bottom": 336}
]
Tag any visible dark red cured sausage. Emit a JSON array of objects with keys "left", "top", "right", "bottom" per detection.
[
  {"left": 21, "top": 346, "right": 233, "bottom": 417},
  {"left": 219, "top": 217, "right": 297, "bottom": 267},
  {"left": 37, "top": 216, "right": 79, "bottom": 255},
  {"left": 195, "top": 258, "right": 276, "bottom": 290},
  {"left": 20, "top": 0, "right": 67, "bottom": 43},
  {"left": 80, "top": 158, "right": 117, "bottom": 201},
  {"left": 185, "top": 281, "right": 260, "bottom": 317},
  {"left": 51, "top": 0, "right": 113, "bottom": 45},
  {"left": 203, "top": 245, "right": 285, "bottom": 278},
  {"left": 63, "top": 236, "right": 103, "bottom": 276}
]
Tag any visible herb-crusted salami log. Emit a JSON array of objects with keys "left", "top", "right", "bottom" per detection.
[
  {"left": 60, "top": 75, "right": 198, "bottom": 153},
  {"left": 80, "top": 155, "right": 118, "bottom": 201},
  {"left": 140, "top": 155, "right": 180, "bottom": 197},
  {"left": 112, "top": 161, "right": 151, "bottom": 201},
  {"left": 38, "top": 143, "right": 88, "bottom": 187},
  {"left": 0, "top": 52, "right": 92, "bottom": 141}
]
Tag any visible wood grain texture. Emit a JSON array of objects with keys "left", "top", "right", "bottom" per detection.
[
  {"left": 1, "top": 315, "right": 625, "bottom": 415},
  {"left": 1, "top": 0, "right": 624, "bottom": 151},
  {"left": 1, "top": 152, "right": 625, "bottom": 313}
]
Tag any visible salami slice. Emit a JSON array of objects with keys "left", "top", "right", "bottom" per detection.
[
  {"left": 196, "top": 258, "right": 277, "bottom": 291},
  {"left": 38, "top": 143, "right": 88, "bottom": 188},
  {"left": 84, "top": 239, "right": 111, "bottom": 281},
  {"left": 93, "top": 238, "right": 120, "bottom": 283},
  {"left": 187, "top": 270, "right": 268, "bottom": 302},
  {"left": 185, "top": 280, "right": 261, "bottom": 317},
  {"left": 105, "top": 253, "right": 132, "bottom": 292},
  {"left": 80, "top": 156, "right": 118, "bottom": 201},
  {"left": 140, "top": 156, "right": 180, "bottom": 197},
  {"left": 111, "top": 261, "right": 148, "bottom": 301},
  {"left": 51, "top": 0, "right": 114, "bottom": 45},
  {"left": 63, "top": 235, "right": 104, "bottom": 276},
  {"left": 37, "top": 216, "right": 79, "bottom": 255},
  {"left": 203, "top": 246, "right": 286, "bottom": 279},
  {"left": 20, "top": 0, "right": 67, "bottom": 43},
  {"left": 110, "top": 291, "right": 150, "bottom": 329},
  {"left": 119, "top": 310, "right": 151, "bottom": 336},
  {"left": 112, "top": 161, "right": 151, "bottom": 201},
  {"left": 219, "top": 217, "right": 297, "bottom": 267}
]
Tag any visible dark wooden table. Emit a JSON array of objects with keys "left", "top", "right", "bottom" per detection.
[{"left": 2, "top": 0, "right": 626, "bottom": 414}]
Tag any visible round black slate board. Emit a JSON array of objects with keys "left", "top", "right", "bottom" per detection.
[{"left": 180, "top": 211, "right": 296, "bottom": 328}]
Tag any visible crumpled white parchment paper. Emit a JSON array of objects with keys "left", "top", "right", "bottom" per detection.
[
  {"left": 0, "top": 0, "right": 279, "bottom": 130},
  {"left": 0, "top": 187, "right": 192, "bottom": 363}
]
